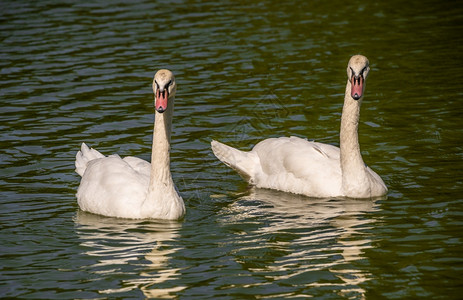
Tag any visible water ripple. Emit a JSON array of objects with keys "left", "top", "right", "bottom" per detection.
[{"left": 1, "top": 0, "right": 462, "bottom": 298}]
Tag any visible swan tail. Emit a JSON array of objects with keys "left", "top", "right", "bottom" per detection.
[
  {"left": 75, "top": 143, "right": 105, "bottom": 177},
  {"left": 211, "top": 140, "right": 258, "bottom": 183}
]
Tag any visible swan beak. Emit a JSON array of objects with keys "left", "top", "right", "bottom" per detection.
[
  {"left": 155, "top": 89, "right": 169, "bottom": 113},
  {"left": 350, "top": 75, "right": 364, "bottom": 100}
]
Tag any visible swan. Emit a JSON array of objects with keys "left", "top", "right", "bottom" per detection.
[
  {"left": 211, "top": 55, "right": 387, "bottom": 198},
  {"left": 75, "top": 69, "right": 185, "bottom": 219}
]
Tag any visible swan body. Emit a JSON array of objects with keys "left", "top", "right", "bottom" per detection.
[
  {"left": 75, "top": 69, "right": 185, "bottom": 220},
  {"left": 212, "top": 55, "right": 387, "bottom": 198}
]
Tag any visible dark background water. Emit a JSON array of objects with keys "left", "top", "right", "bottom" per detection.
[{"left": 1, "top": 0, "right": 462, "bottom": 298}]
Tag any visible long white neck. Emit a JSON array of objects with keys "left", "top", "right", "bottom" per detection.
[
  {"left": 149, "top": 98, "right": 175, "bottom": 190},
  {"left": 142, "top": 96, "right": 185, "bottom": 220},
  {"left": 340, "top": 80, "right": 368, "bottom": 196}
]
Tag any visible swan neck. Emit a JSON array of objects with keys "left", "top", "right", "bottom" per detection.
[
  {"left": 150, "top": 98, "right": 174, "bottom": 186},
  {"left": 143, "top": 96, "right": 185, "bottom": 219},
  {"left": 340, "top": 80, "right": 367, "bottom": 191}
]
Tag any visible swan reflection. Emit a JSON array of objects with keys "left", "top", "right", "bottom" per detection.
[
  {"left": 74, "top": 211, "right": 185, "bottom": 298},
  {"left": 218, "top": 188, "right": 383, "bottom": 299}
]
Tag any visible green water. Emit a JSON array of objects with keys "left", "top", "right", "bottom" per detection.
[{"left": 1, "top": 0, "right": 462, "bottom": 298}]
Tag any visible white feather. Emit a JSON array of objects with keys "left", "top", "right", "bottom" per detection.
[
  {"left": 75, "top": 69, "right": 185, "bottom": 220},
  {"left": 211, "top": 55, "right": 387, "bottom": 198}
]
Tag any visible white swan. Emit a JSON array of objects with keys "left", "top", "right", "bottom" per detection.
[
  {"left": 75, "top": 69, "right": 185, "bottom": 219},
  {"left": 211, "top": 55, "right": 387, "bottom": 199}
]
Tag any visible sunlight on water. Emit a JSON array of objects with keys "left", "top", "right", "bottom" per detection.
[
  {"left": 1, "top": 0, "right": 462, "bottom": 298},
  {"left": 75, "top": 212, "right": 186, "bottom": 298},
  {"left": 217, "top": 189, "right": 381, "bottom": 299}
]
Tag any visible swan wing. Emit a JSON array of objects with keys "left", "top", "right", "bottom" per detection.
[
  {"left": 253, "top": 136, "right": 340, "bottom": 176},
  {"left": 75, "top": 143, "right": 105, "bottom": 176},
  {"left": 77, "top": 155, "right": 150, "bottom": 218},
  {"left": 123, "top": 156, "right": 151, "bottom": 176},
  {"left": 252, "top": 136, "right": 343, "bottom": 197}
]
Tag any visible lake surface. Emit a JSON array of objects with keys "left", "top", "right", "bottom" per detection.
[{"left": 1, "top": 0, "right": 462, "bottom": 298}]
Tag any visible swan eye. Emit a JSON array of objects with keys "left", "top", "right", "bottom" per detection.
[
  {"left": 155, "top": 80, "right": 160, "bottom": 90},
  {"left": 361, "top": 66, "right": 369, "bottom": 78}
]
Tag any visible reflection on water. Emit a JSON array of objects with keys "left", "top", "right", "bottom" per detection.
[
  {"left": 74, "top": 212, "right": 185, "bottom": 299},
  {"left": 218, "top": 188, "right": 382, "bottom": 299},
  {"left": 1, "top": 0, "right": 462, "bottom": 298}
]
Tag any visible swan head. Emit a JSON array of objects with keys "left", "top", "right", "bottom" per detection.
[
  {"left": 153, "top": 69, "right": 176, "bottom": 113},
  {"left": 347, "top": 55, "right": 370, "bottom": 100}
]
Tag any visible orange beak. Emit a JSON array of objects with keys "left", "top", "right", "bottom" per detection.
[
  {"left": 155, "top": 88, "right": 168, "bottom": 113},
  {"left": 351, "top": 75, "right": 364, "bottom": 100}
]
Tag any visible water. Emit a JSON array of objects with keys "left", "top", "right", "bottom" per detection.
[{"left": 1, "top": 0, "right": 462, "bottom": 298}]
